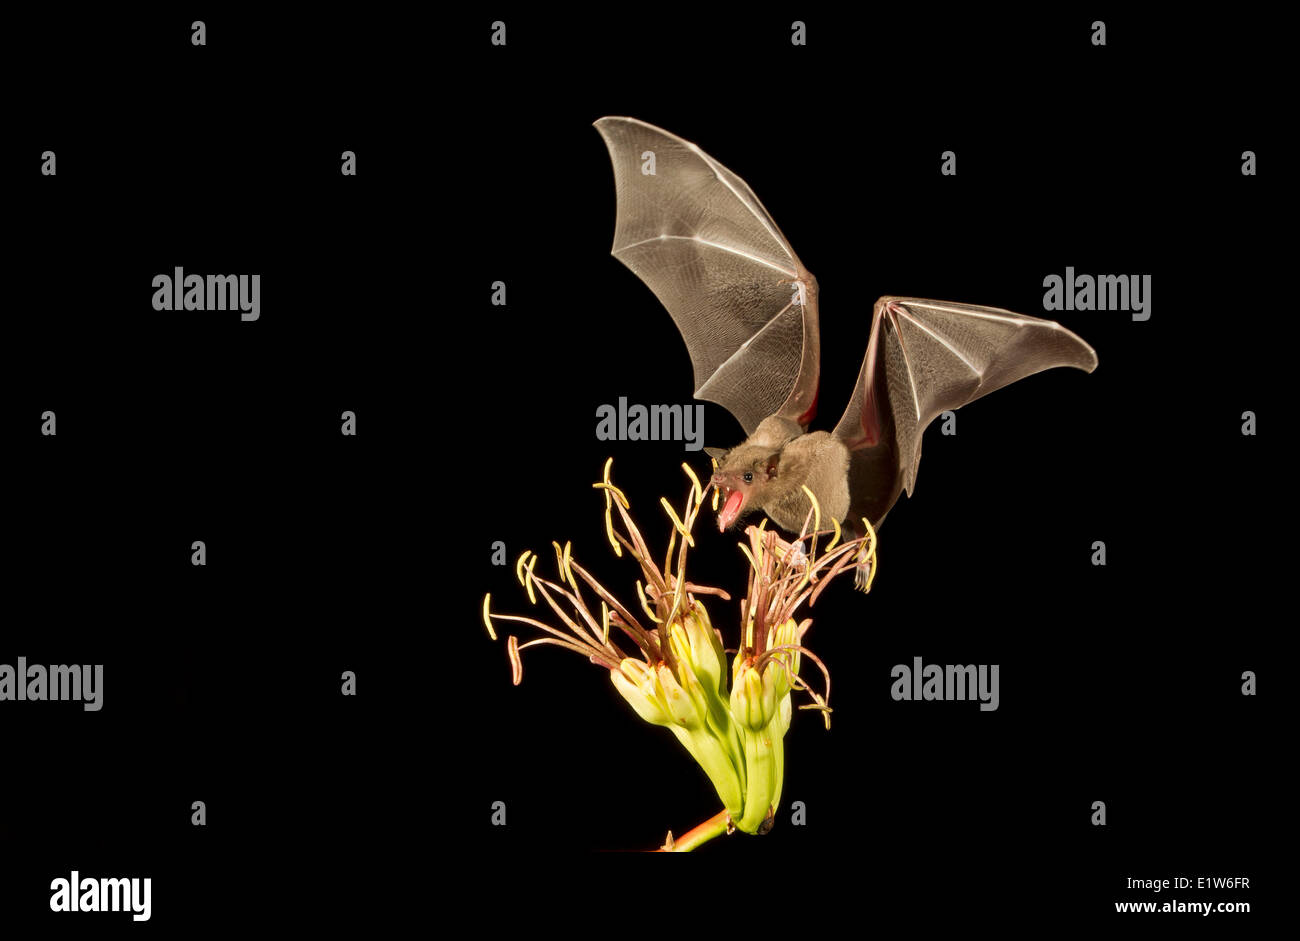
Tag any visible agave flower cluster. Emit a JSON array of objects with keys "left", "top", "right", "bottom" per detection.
[{"left": 482, "top": 458, "right": 877, "bottom": 848}]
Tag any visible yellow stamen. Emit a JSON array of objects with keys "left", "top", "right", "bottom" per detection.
[
  {"left": 564, "top": 541, "right": 577, "bottom": 589},
  {"left": 857, "top": 517, "right": 879, "bottom": 592},
  {"left": 681, "top": 462, "right": 703, "bottom": 506},
  {"left": 738, "top": 542, "right": 758, "bottom": 573},
  {"left": 826, "top": 517, "right": 842, "bottom": 553},
  {"left": 515, "top": 550, "right": 533, "bottom": 587},
  {"left": 524, "top": 554, "right": 538, "bottom": 605},
  {"left": 636, "top": 580, "right": 663, "bottom": 623},
  {"left": 712, "top": 484, "right": 720, "bottom": 512},
  {"left": 482, "top": 593, "right": 498, "bottom": 641},
  {"left": 663, "top": 526, "right": 677, "bottom": 582},
  {"left": 593, "top": 480, "right": 631, "bottom": 508},
  {"left": 659, "top": 497, "right": 695, "bottom": 548},
  {"left": 799, "top": 484, "right": 823, "bottom": 571},
  {"left": 594, "top": 457, "right": 630, "bottom": 508},
  {"left": 859, "top": 517, "right": 878, "bottom": 560},
  {"left": 800, "top": 484, "right": 822, "bottom": 535},
  {"left": 603, "top": 494, "right": 622, "bottom": 557},
  {"left": 601, "top": 600, "right": 610, "bottom": 646}
]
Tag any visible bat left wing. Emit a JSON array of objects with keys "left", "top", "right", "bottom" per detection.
[
  {"left": 594, "top": 116, "right": 820, "bottom": 435},
  {"left": 834, "top": 296, "right": 1098, "bottom": 526}
]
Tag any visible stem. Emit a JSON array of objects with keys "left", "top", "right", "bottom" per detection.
[{"left": 656, "top": 809, "right": 732, "bottom": 852}]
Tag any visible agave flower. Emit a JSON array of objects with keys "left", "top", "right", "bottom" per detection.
[{"left": 481, "top": 458, "right": 877, "bottom": 851}]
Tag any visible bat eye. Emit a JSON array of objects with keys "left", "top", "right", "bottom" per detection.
[{"left": 742, "top": 472, "right": 753, "bottom": 484}]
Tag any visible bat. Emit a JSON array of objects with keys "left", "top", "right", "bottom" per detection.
[{"left": 594, "top": 116, "right": 1097, "bottom": 540}]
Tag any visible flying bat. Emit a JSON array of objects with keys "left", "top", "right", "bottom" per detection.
[{"left": 594, "top": 116, "right": 1097, "bottom": 538}]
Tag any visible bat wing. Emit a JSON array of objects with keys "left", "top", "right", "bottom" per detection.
[
  {"left": 594, "top": 116, "right": 819, "bottom": 435},
  {"left": 833, "top": 296, "right": 1098, "bottom": 526}
]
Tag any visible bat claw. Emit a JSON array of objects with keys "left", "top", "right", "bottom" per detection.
[{"left": 777, "top": 274, "right": 812, "bottom": 308}]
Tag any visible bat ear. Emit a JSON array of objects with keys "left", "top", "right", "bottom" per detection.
[
  {"left": 704, "top": 446, "right": 728, "bottom": 461},
  {"left": 764, "top": 456, "right": 780, "bottom": 480}
]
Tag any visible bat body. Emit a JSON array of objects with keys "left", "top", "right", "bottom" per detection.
[{"left": 595, "top": 116, "right": 1097, "bottom": 537}]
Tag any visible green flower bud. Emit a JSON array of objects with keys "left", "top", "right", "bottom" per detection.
[
  {"left": 684, "top": 602, "right": 726, "bottom": 696},
  {"left": 776, "top": 689, "right": 792, "bottom": 736},
  {"left": 768, "top": 619, "right": 801, "bottom": 698},
  {"left": 730, "top": 661, "right": 777, "bottom": 732},
  {"left": 656, "top": 663, "right": 705, "bottom": 730},
  {"left": 667, "top": 622, "right": 694, "bottom": 677},
  {"left": 610, "top": 659, "right": 670, "bottom": 726},
  {"left": 668, "top": 622, "right": 718, "bottom": 722}
]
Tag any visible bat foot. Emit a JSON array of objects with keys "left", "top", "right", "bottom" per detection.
[{"left": 853, "top": 559, "right": 875, "bottom": 593}]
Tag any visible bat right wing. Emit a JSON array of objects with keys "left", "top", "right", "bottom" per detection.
[
  {"left": 594, "top": 116, "right": 820, "bottom": 435},
  {"left": 834, "top": 296, "right": 1098, "bottom": 527}
]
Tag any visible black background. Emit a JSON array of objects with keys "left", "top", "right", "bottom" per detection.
[{"left": 4, "top": 7, "right": 1283, "bottom": 931}]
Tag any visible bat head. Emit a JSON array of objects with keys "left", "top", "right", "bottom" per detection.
[{"left": 709, "top": 445, "right": 780, "bottom": 533}]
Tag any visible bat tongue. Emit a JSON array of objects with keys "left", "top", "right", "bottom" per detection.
[{"left": 718, "top": 489, "right": 744, "bottom": 532}]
